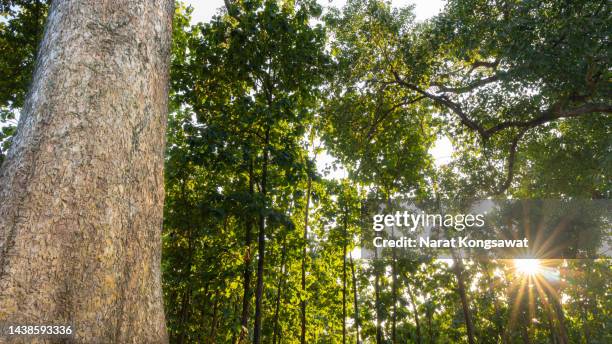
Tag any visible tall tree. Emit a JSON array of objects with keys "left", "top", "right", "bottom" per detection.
[
  {"left": 0, "top": 0, "right": 173, "bottom": 342},
  {"left": 165, "top": 1, "right": 329, "bottom": 342}
]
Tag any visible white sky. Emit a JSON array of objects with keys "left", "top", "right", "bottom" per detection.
[{"left": 186, "top": 0, "right": 446, "bottom": 24}]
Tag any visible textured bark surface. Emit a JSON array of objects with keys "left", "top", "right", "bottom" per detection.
[{"left": 0, "top": 0, "right": 173, "bottom": 342}]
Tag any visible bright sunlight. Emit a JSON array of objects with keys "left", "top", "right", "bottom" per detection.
[{"left": 514, "top": 259, "right": 542, "bottom": 276}]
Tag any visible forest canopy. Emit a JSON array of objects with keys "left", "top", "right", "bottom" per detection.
[{"left": 0, "top": 0, "right": 610, "bottom": 343}]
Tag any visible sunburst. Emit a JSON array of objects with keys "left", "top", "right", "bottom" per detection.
[
  {"left": 514, "top": 258, "right": 542, "bottom": 276},
  {"left": 505, "top": 258, "right": 564, "bottom": 342}
]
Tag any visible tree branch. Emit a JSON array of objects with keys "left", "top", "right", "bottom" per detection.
[
  {"left": 494, "top": 129, "right": 527, "bottom": 195},
  {"left": 224, "top": 0, "right": 239, "bottom": 18},
  {"left": 366, "top": 95, "right": 425, "bottom": 141},
  {"left": 384, "top": 64, "right": 610, "bottom": 196},
  {"left": 431, "top": 74, "right": 501, "bottom": 94},
  {"left": 391, "top": 71, "right": 488, "bottom": 138},
  {"left": 487, "top": 102, "right": 610, "bottom": 195},
  {"left": 392, "top": 70, "right": 611, "bottom": 142},
  {"left": 470, "top": 59, "right": 499, "bottom": 70},
  {"left": 484, "top": 102, "right": 612, "bottom": 138}
]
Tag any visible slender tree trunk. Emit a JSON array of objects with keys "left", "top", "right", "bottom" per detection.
[
  {"left": 521, "top": 304, "right": 532, "bottom": 344},
  {"left": 426, "top": 303, "right": 434, "bottom": 344},
  {"left": 200, "top": 282, "right": 211, "bottom": 341},
  {"left": 406, "top": 281, "right": 423, "bottom": 344},
  {"left": 575, "top": 263, "right": 591, "bottom": 344},
  {"left": 548, "top": 288, "right": 569, "bottom": 344},
  {"left": 176, "top": 260, "right": 194, "bottom": 344},
  {"left": 580, "top": 301, "right": 591, "bottom": 344},
  {"left": 231, "top": 293, "right": 241, "bottom": 344},
  {"left": 453, "top": 258, "right": 476, "bottom": 344},
  {"left": 210, "top": 291, "right": 220, "bottom": 344},
  {"left": 546, "top": 309, "right": 558, "bottom": 344},
  {"left": 272, "top": 241, "right": 288, "bottom": 344},
  {"left": 375, "top": 254, "right": 383, "bottom": 344},
  {"left": 301, "top": 175, "right": 312, "bottom": 344},
  {"left": 435, "top": 194, "right": 475, "bottom": 344},
  {"left": 384, "top": 195, "right": 398, "bottom": 344},
  {"left": 522, "top": 325, "right": 531, "bottom": 344},
  {"left": 253, "top": 128, "right": 270, "bottom": 344},
  {"left": 176, "top": 180, "right": 194, "bottom": 344},
  {"left": 238, "top": 159, "right": 255, "bottom": 343},
  {"left": 540, "top": 285, "right": 561, "bottom": 344},
  {"left": 391, "top": 236, "right": 398, "bottom": 344},
  {"left": 350, "top": 253, "right": 360, "bottom": 344},
  {"left": 483, "top": 262, "right": 507, "bottom": 344},
  {"left": 537, "top": 277, "right": 568, "bottom": 344},
  {"left": 342, "top": 210, "right": 348, "bottom": 344},
  {"left": 0, "top": 1, "right": 173, "bottom": 342},
  {"left": 176, "top": 287, "right": 192, "bottom": 344}
]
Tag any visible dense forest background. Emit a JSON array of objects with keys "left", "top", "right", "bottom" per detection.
[{"left": 1, "top": 0, "right": 610, "bottom": 343}]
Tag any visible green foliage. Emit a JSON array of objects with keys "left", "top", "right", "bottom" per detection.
[
  {"left": 1, "top": 0, "right": 609, "bottom": 343},
  {"left": 426, "top": 0, "right": 611, "bottom": 198},
  {"left": 162, "top": 1, "right": 335, "bottom": 342},
  {"left": 323, "top": 0, "right": 434, "bottom": 195}
]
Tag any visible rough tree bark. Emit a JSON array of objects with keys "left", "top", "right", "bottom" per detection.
[{"left": 0, "top": 0, "right": 173, "bottom": 342}]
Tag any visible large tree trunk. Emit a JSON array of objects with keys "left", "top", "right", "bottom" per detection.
[{"left": 0, "top": 0, "right": 173, "bottom": 342}]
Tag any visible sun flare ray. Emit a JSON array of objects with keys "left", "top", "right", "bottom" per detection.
[{"left": 514, "top": 259, "right": 542, "bottom": 276}]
